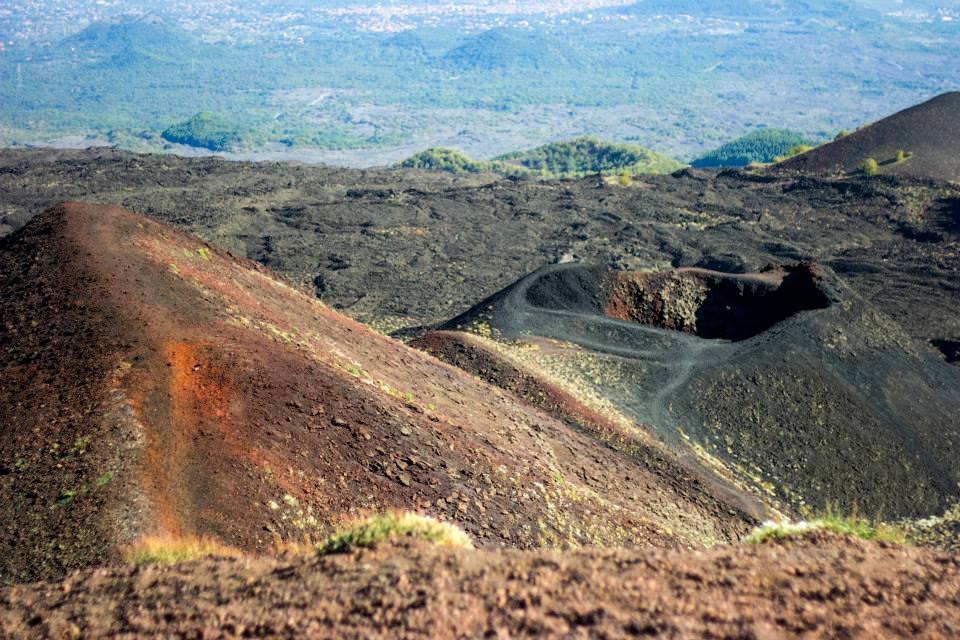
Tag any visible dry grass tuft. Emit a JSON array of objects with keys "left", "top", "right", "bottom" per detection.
[
  {"left": 317, "top": 512, "right": 473, "bottom": 556},
  {"left": 124, "top": 534, "right": 244, "bottom": 565}
]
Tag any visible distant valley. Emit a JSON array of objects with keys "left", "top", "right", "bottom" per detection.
[{"left": 0, "top": 1, "right": 957, "bottom": 166}]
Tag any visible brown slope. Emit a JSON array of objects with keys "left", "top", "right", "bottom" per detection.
[
  {"left": 0, "top": 202, "right": 758, "bottom": 584},
  {"left": 3, "top": 533, "right": 960, "bottom": 639},
  {"left": 777, "top": 92, "right": 960, "bottom": 181}
]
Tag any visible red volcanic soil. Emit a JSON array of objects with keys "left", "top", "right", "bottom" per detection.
[
  {"left": 0, "top": 202, "right": 755, "bottom": 584},
  {"left": 2, "top": 533, "right": 959, "bottom": 639},
  {"left": 777, "top": 91, "right": 960, "bottom": 181}
]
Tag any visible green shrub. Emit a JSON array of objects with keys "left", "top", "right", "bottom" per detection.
[
  {"left": 317, "top": 512, "right": 473, "bottom": 555},
  {"left": 895, "top": 150, "right": 906, "bottom": 162},
  {"left": 835, "top": 130, "right": 850, "bottom": 140},
  {"left": 860, "top": 157, "right": 879, "bottom": 175}
]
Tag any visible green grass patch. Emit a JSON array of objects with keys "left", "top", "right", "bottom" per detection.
[
  {"left": 747, "top": 510, "right": 906, "bottom": 544},
  {"left": 773, "top": 144, "right": 815, "bottom": 163},
  {"left": 317, "top": 512, "right": 473, "bottom": 556}
]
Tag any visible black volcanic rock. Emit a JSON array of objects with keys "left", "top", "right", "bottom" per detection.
[{"left": 2, "top": 148, "right": 958, "bottom": 361}]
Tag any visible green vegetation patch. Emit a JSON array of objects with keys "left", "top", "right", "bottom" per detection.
[
  {"left": 747, "top": 512, "right": 905, "bottom": 544},
  {"left": 860, "top": 157, "right": 880, "bottom": 176},
  {"left": 495, "top": 136, "right": 684, "bottom": 177},
  {"left": 400, "top": 137, "right": 684, "bottom": 180},
  {"left": 398, "top": 147, "right": 530, "bottom": 177},
  {"left": 55, "top": 489, "right": 78, "bottom": 507},
  {"left": 399, "top": 148, "right": 491, "bottom": 173},
  {"left": 317, "top": 512, "right": 474, "bottom": 556},
  {"left": 162, "top": 112, "right": 244, "bottom": 152},
  {"left": 694, "top": 129, "right": 816, "bottom": 168},
  {"left": 443, "top": 28, "right": 572, "bottom": 71}
]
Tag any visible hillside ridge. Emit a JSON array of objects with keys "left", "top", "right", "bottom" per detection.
[
  {"left": 0, "top": 201, "right": 758, "bottom": 583},
  {"left": 777, "top": 91, "right": 960, "bottom": 181}
]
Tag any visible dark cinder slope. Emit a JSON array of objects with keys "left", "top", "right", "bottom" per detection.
[
  {"left": 778, "top": 92, "right": 960, "bottom": 181},
  {"left": 427, "top": 262, "right": 960, "bottom": 520},
  {"left": 1, "top": 148, "right": 959, "bottom": 363},
  {"left": 0, "top": 202, "right": 758, "bottom": 584}
]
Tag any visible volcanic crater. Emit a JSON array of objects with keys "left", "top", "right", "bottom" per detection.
[
  {"left": 428, "top": 261, "right": 960, "bottom": 519},
  {"left": 602, "top": 264, "right": 832, "bottom": 341}
]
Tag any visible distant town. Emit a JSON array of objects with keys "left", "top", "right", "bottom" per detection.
[{"left": 1, "top": 0, "right": 644, "bottom": 49}]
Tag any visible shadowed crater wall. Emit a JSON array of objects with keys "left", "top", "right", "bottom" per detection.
[
  {"left": 604, "top": 264, "right": 832, "bottom": 341},
  {"left": 933, "top": 339, "right": 960, "bottom": 364}
]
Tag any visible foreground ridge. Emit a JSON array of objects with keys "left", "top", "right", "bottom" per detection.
[{"left": 2, "top": 533, "right": 959, "bottom": 638}]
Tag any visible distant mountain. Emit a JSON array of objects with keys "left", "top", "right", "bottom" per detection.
[
  {"left": 693, "top": 129, "right": 816, "bottom": 168},
  {"left": 62, "top": 15, "right": 196, "bottom": 60},
  {"left": 495, "top": 137, "right": 685, "bottom": 176},
  {"left": 777, "top": 92, "right": 960, "bottom": 181},
  {"left": 378, "top": 31, "right": 430, "bottom": 62},
  {"left": 443, "top": 28, "right": 573, "bottom": 71},
  {"left": 2, "top": 1, "right": 954, "bottom": 161}
]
